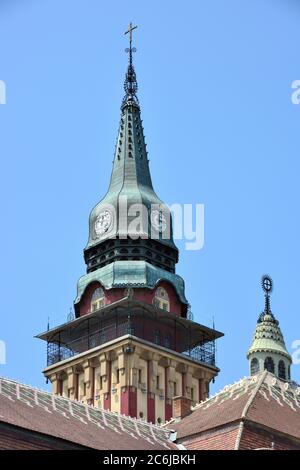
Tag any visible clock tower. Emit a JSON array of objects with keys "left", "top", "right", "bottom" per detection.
[{"left": 38, "top": 26, "right": 223, "bottom": 423}]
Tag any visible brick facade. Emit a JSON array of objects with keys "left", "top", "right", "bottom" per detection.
[
  {"left": 0, "top": 423, "right": 86, "bottom": 450},
  {"left": 239, "top": 423, "right": 299, "bottom": 450}
]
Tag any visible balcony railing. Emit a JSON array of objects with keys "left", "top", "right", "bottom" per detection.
[
  {"left": 42, "top": 301, "right": 221, "bottom": 369},
  {"left": 47, "top": 320, "right": 216, "bottom": 368}
]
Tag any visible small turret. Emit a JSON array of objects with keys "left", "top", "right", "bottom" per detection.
[{"left": 247, "top": 275, "right": 292, "bottom": 381}]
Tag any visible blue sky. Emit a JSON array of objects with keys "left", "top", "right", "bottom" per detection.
[{"left": 0, "top": 0, "right": 299, "bottom": 393}]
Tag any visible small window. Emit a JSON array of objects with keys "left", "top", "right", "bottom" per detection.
[
  {"left": 91, "top": 287, "right": 104, "bottom": 312},
  {"left": 154, "top": 330, "right": 161, "bottom": 345},
  {"left": 153, "top": 287, "right": 170, "bottom": 312},
  {"left": 156, "top": 375, "right": 160, "bottom": 389},
  {"left": 250, "top": 357, "right": 259, "bottom": 375},
  {"left": 116, "top": 369, "right": 120, "bottom": 384},
  {"left": 191, "top": 388, "right": 194, "bottom": 401},
  {"left": 174, "top": 381, "right": 177, "bottom": 396},
  {"left": 138, "top": 369, "right": 142, "bottom": 383},
  {"left": 264, "top": 356, "right": 275, "bottom": 374},
  {"left": 278, "top": 360, "right": 286, "bottom": 380}
]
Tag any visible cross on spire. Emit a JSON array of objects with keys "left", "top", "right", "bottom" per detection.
[
  {"left": 125, "top": 22, "right": 137, "bottom": 47},
  {"left": 123, "top": 23, "right": 139, "bottom": 107},
  {"left": 261, "top": 275, "right": 273, "bottom": 316}
]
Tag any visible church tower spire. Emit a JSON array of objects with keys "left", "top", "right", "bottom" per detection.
[
  {"left": 84, "top": 24, "right": 178, "bottom": 273},
  {"left": 247, "top": 275, "right": 292, "bottom": 381}
]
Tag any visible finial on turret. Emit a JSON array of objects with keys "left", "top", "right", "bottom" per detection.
[{"left": 261, "top": 274, "right": 273, "bottom": 315}]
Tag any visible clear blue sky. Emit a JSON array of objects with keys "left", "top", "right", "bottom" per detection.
[{"left": 0, "top": 0, "right": 299, "bottom": 393}]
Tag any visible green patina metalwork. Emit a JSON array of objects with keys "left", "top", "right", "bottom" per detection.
[
  {"left": 247, "top": 312, "right": 292, "bottom": 360},
  {"left": 85, "top": 66, "right": 177, "bottom": 252},
  {"left": 74, "top": 260, "right": 188, "bottom": 305}
]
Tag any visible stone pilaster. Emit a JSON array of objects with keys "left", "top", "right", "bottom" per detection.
[
  {"left": 165, "top": 360, "right": 176, "bottom": 399},
  {"left": 148, "top": 354, "right": 160, "bottom": 394},
  {"left": 66, "top": 367, "right": 77, "bottom": 400},
  {"left": 83, "top": 359, "right": 93, "bottom": 401},
  {"left": 49, "top": 373, "right": 61, "bottom": 395}
]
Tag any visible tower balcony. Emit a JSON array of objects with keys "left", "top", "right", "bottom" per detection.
[{"left": 36, "top": 299, "right": 223, "bottom": 370}]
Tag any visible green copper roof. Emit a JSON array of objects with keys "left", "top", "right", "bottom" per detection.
[
  {"left": 85, "top": 54, "right": 177, "bottom": 252},
  {"left": 74, "top": 260, "right": 188, "bottom": 305},
  {"left": 247, "top": 312, "right": 292, "bottom": 361}
]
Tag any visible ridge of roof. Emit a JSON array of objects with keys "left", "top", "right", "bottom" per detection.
[{"left": 234, "top": 370, "right": 268, "bottom": 449}]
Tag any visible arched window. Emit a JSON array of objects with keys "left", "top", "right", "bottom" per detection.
[
  {"left": 264, "top": 356, "right": 275, "bottom": 374},
  {"left": 153, "top": 287, "right": 170, "bottom": 312},
  {"left": 250, "top": 357, "right": 259, "bottom": 375},
  {"left": 278, "top": 360, "right": 286, "bottom": 380},
  {"left": 91, "top": 287, "right": 104, "bottom": 312},
  {"left": 154, "top": 330, "right": 161, "bottom": 345}
]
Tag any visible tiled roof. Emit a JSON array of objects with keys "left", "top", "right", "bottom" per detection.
[
  {"left": 0, "top": 377, "right": 175, "bottom": 450},
  {"left": 247, "top": 312, "right": 291, "bottom": 360},
  {"left": 171, "top": 371, "right": 300, "bottom": 443}
]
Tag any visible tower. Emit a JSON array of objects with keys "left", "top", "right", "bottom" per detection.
[
  {"left": 247, "top": 275, "right": 292, "bottom": 381},
  {"left": 37, "top": 26, "right": 223, "bottom": 423}
]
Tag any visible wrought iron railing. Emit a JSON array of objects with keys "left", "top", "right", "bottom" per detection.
[{"left": 46, "top": 306, "right": 218, "bottom": 368}]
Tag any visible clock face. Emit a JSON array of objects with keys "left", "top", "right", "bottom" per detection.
[
  {"left": 151, "top": 210, "right": 167, "bottom": 232},
  {"left": 94, "top": 210, "right": 112, "bottom": 236}
]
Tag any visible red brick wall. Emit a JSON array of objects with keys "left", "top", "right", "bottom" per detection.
[
  {"left": 78, "top": 281, "right": 185, "bottom": 317},
  {"left": 0, "top": 424, "right": 86, "bottom": 450},
  {"left": 178, "top": 422, "right": 300, "bottom": 450},
  {"left": 239, "top": 424, "right": 300, "bottom": 450},
  {"left": 78, "top": 281, "right": 100, "bottom": 316},
  {"left": 173, "top": 396, "right": 192, "bottom": 420},
  {"left": 180, "top": 426, "right": 240, "bottom": 450}
]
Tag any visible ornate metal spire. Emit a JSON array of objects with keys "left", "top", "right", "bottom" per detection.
[
  {"left": 122, "top": 23, "right": 139, "bottom": 108},
  {"left": 262, "top": 275, "right": 273, "bottom": 315},
  {"left": 257, "top": 275, "right": 277, "bottom": 324}
]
